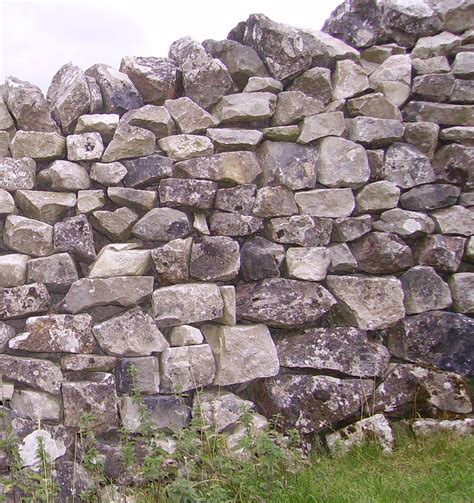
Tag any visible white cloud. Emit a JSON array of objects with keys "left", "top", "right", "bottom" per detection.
[{"left": 0, "top": 0, "right": 341, "bottom": 92}]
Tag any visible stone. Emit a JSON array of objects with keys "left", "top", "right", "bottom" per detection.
[
  {"left": 116, "top": 356, "right": 160, "bottom": 394},
  {"left": 270, "top": 91, "right": 324, "bottom": 127},
  {"left": 40, "top": 160, "right": 91, "bottom": 191},
  {"left": 27, "top": 253, "right": 78, "bottom": 292},
  {"left": 440, "top": 126, "right": 474, "bottom": 144},
  {"left": 369, "top": 55, "right": 412, "bottom": 106},
  {"left": 298, "top": 112, "right": 345, "bottom": 143},
  {"left": 327, "top": 243, "right": 358, "bottom": 273},
  {"left": 90, "top": 162, "right": 127, "bottom": 187},
  {"left": 412, "top": 31, "right": 462, "bottom": 59},
  {"left": 164, "top": 97, "right": 219, "bottom": 134},
  {"left": 240, "top": 237, "right": 284, "bottom": 281},
  {"left": 122, "top": 154, "right": 173, "bottom": 188},
  {"left": 66, "top": 132, "right": 104, "bottom": 162},
  {"left": 176, "top": 151, "right": 261, "bottom": 185},
  {"left": 169, "top": 37, "right": 234, "bottom": 109},
  {"left": 412, "top": 55, "right": 451, "bottom": 75},
  {"left": 400, "top": 184, "right": 461, "bottom": 211},
  {"left": 387, "top": 311, "right": 474, "bottom": 377},
  {"left": 243, "top": 76, "right": 282, "bottom": 93},
  {"left": 61, "top": 354, "right": 117, "bottom": 372},
  {"left": 60, "top": 277, "right": 154, "bottom": 314},
  {"left": 62, "top": 377, "right": 119, "bottom": 433},
  {"left": 0, "top": 355, "right": 62, "bottom": 394},
  {"left": 265, "top": 215, "right": 332, "bottom": 246},
  {"left": 433, "top": 144, "right": 474, "bottom": 187},
  {"left": 295, "top": 188, "right": 355, "bottom": 218},
  {"left": 120, "top": 56, "right": 179, "bottom": 105},
  {"left": 4, "top": 215, "right": 54, "bottom": 257},
  {"left": 326, "top": 275, "right": 405, "bottom": 330},
  {"left": 288, "top": 67, "right": 333, "bottom": 104},
  {"left": 236, "top": 278, "right": 335, "bottom": 329},
  {"left": 88, "top": 243, "right": 152, "bottom": 278},
  {"left": 403, "top": 101, "right": 474, "bottom": 126},
  {"left": 102, "top": 122, "right": 155, "bottom": 162},
  {"left": 0, "top": 188, "right": 14, "bottom": 214},
  {"left": 151, "top": 283, "right": 223, "bottom": 327},
  {"left": 54, "top": 214, "right": 96, "bottom": 262},
  {"left": 91, "top": 207, "right": 140, "bottom": 241},
  {"left": 3, "top": 76, "right": 58, "bottom": 132},
  {"left": 158, "top": 178, "right": 217, "bottom": 209},
  {"left": 15, "top": 190, "right": 76, "bottom": 225},
  {"left": 160, "top": 345, "right": 216, "bottom": 393},
  {"left": 250, "top": 375, "right": 372, "bottom": 434},
  {"left": 332, "top": 215, "right": 372, "bottom": 242},
  {"left": 212, "top": 92, "right": 277, "bottom": 125},
  {"left": 431, "top": 206, "right": 474, "bottom": 236},
  {"left": 151, "top": 238, "right": 192, "bottom": 285},
  {"left": 11, "top": 131, "right": 66, "bottom": 161},
  {"left": 87, "top": 76, "right": 103, "bottom": 113},
  {"left": 372, "top": 209, "right": 435, "bottom": 237},
  {"left": 252, "top": 186, "right": 298, "bottom": 217},
  {"left": 190, "top": 236, "right": 240, "bottom": 281},
  {"left": 452, "top": 52, "right": 474, "bottom": 79},
  {"left": 332, "top": 60, "right": 369, "bottom": 100},
  {"left": 413, "top": 419, "right": 474, "bottom": 437},
  {"left": 215, "top": 285, "right": 236, "bottom": 326},
  {"left": 348, "top": 117, "right": 405, "bottom": 147},
  {"left": 108, "top": 187, "right": 157, "bottom": 212},
  {"left": 347, "top": 93, "right": 402, "bottom": 120},
  {"left": 203, "top": 39, "right": 269, "bottom": 90},
  {"left": 0, "top": 383, "right": 14, "bottom": 401},
  {"left": 158, "top": 134, "right": 213, "bottom": 161},
  {"left": 285, "top": 247, "right": 330, "bottom": 281},
  {"left": 54, "top": 461, "right": 94, "bottom": 503},
  {"left": 122, "top": 105, "right": 175, "bottom": 138},
  {"left": 449, "top": 273, "right": 474, "bottom": 313},
  {"left": 85, "top": 64, "right": 143, "bottom": 114},
  {"left": 403, "top": 121, "right": 439, "bottom": 159},
  {"left": 19, "top": 430, "right": 66, "bottom": 468},
  {"left": 208, "top": 212, "right": 263, "bottom": 236},
  {"left": 207, "top": 128, "right": 263, "bottom": 151},
  {"left": 413, "top": 235, "right": 466, "bottom": 272},
  {"left": 0, "top": 254, "right": 29, "bottom": 288},
  {"left": 257, "top": 141, "right": 318, "bottom": 190},
  {"left": 0, "top": 97, "right": 14, "bottom": 130},
  {"left": 169, "top": 325, "right": 203, "bottom": 346},
  {"left": 263, "top": 125, "right": 301, "bottom": 142},
  {"left": 412, "top": 73, "right": 455, "bottom": 103},
  {"left": 355, "top": 181, "right": 400, "bottom": 213},
  {"left": 0, "top": 157, "right": 35, "bottom": 190},
  {"left": 317, "top": 137, "right": 370, "bottom": 188},
  {"left": 214, "top": 184, "right": 256, "bottom": 214},
  {"left": 400, "top": 266, "right": 452, "bottom": 314},
  {"left": 132, "top": 208, "right": 191, "bottom": 242},
  {"left": 350, "top": 232, "right": 413, "bottom": 273},
  {"left": 75, "top": 114, "right": 120, "bottom": 143},
  {"left": 326, "top": 415, "right": 394, "bottom": 454}
]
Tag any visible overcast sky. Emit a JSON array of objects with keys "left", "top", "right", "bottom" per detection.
[{"left": 0, "top": 0, "right": 342, "bottom": 93}]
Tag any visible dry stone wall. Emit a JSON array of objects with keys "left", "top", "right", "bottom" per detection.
[{"left": 0, "top": 0, "right": 473, "bottom": 494}]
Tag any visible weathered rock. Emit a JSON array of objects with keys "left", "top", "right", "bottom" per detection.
[
  {"left": 10, "top": 389, "right": 61, "bottom": 421},
  {"left": 164, "top": 97, "right": 219, "bottom": 134},
  {"left": 54, "top": 461, "right": 94, "bottom": 503},
  {"left": 214, "top": 184, "right": 256, "bottom": 214},
  {"left": 212, "top": 92, "right": 277, "bottom": 125},
  {"left": 91, "top": 207, "right": 140, "bottom": 241},
  {"left": 332, "top": 215, "right": 372, "bottom": 242},
  {"left": 0, "top": 188, "right": 15, "bottom": 214},
  {"left": 122, "top": 105, "right": 175, "bottom": 138},
  {"left": 0, "top": 157, "right": 35, "bottom": 191},
  {"left": 403, "top": 121, "right": 439, "bottom": 160},
  {"left": 413, "top": 234, "right": 466, "bottom": 272},
  {"left": 90, "top": 162, "right": 127, "bottom": 187},
  {"left": 0, "top": 254, "right": 29, "bottom": 288},
  {"left": 433, "top": 144, "right": 474, "bottom": 187},
  {"left": 413, "top": 418, "right": 474, "bottom": 437},
  {"left": 60, "top": 277, "right": 154, "bottom": 314},
  {"left": 431, "top": 206, "right": 474, "bottom": 236},
  {"left": 326, "top": 275, "right": 405, "bottom": 330},
  {"left": 271, "top": 91, "right": 324, "bottom": 127},
  {"left": 189, "top": 236, "right": 240, "bottom": 281},
  {"left": 0, "top": 355, "right": 61, "bottom": 394},
  {"left": 169, "top": 325, "right": 203, "bottom": 346},
  {"left": 0, "top": 96, "right": 14, "bottom": 130},
  {"left": 452, "top": 51, "right": 474, "bottom": 79},
  {"left": 85, "top": 64, "right": 143, "bottom": 114},
  {"left": 440, "top": 126, "right": 474, "bottom": 144},
  {"left": 151, "top": 238, "right": 192, "bottom": 285},
  {"left": 295, "top": 188, "right": 355, "bottom": 218},
  {"left": 54, "top": 214, "right": 96, "bottom": 262},
  {"left": 151, "top": 283, "right": 223, "bottom": 327},
  {"left": 412, "top": 31, "right": 462, "bottom": 59},
  {"left": 327, "top": 243, "right": 358, "bottom": 273},
  {"left": 348, "top": 93, "right": 402, "bottom": 120},
  {"left": 369, "top": 55, "right": 412, "bottom": 106},
  {"left": 66, "top": 132, "right": 104, "bottom": 162},
  {"left": 19, "top": 430, "right": 66, "bottom": 468},
  {"left": 15, "top": 190, "right": 76, "bottom": 225},
  {"left": 403, "top": 101, "right": 474, "bottom": 126},
  {"left": 265, "top": 215, "right": 333, "bottom": 246},
  {"left": 158, "top": 178, "right": 216, "bottom": 209},
  {"left": 262, "top": 125, "right": 300, "bottom": 142},
  {"left": 11, "top": 130, "right": 66, "bottom": 161},
  {"left": 116, "top": 356, "right": 160, "bottom": 394},
  {"left": 102, "top": 122, "right": 155, "bottom": 162},
  {"left": 4, "top": 215, "right": 54, "bottom": 257},
  {"left": 412, "top": 55, "right": 451, "bottom": 75},
  {"left": 27, "top": 253, "right": 78, "bottom": 292},
  {"left": 75, "top": 114, "right": 119, "bottom": 143},
  {"left": 288, "top": 67, "right": 333, "bottom": 104},
  {"left": 88, "top": 243, "right": 151, "bottom": 278},
  {"left": 250, "top": 375, "right": 372, "bottom": 433},
  {"left": 160, "top": 345, "right": 216, "bottom": 392},
  {"left": 252, "top": 186, "right": 298, "bottom": 217},
  {"left": 411, "top": 73, "right": 455, "bottom": 103},
  {"left": 332, "top": 60, "right": 369, "bottom": 100},
  {"left": 122, "top": 154, "right": 173, "bottom": 188},
  {"left": 298, "top": 112, "right": 345, "bottom": 143},
  {"left": 207, "top": 128, "right": 263, "bottom": 152},
  {"left": 61, "top": 354, "right": 116, "bottom": 372},
  {"left": 236, "top": 278, "right": 335, "bottom": 328},
  {"left": 400, "top": 184, "right": 460, "bottom": 211},
  {"left": 400, "top": 266, "right": 452, "bottom": 314},
  {"left": 208, "top": 211, "right": 263, "bottom": 236},
  {"left": 355, "top": 181, "right": 400, "bottom": 213},
  {"left": 62, "top": 377, "right": 119, "bottom": 433},
  {"left": 239, "top": 237, "right": 284, "bottom": 281},
  {"left": 449, "top": 273, "right": 474, "bottom": 314},
  {"left": 285, "top": 247, "right": 330, "bottom": 281},
  {"left": 132, "top": 208, "right": 191, "bottom": 242},
  {"left": 158, "top": 134, "right": 213, "bottom": 161},
  {"left": 120, "top": 56, "right": 179, "bottom": 105},
  {"left": 107, "top": 187, "right": 156, "bottom": 212},
  {"left": 373, "top": 208, "right": 435, "bottom": 237},
  {"left": 348, "top": 117, "right": 405, "bottom": 147},
  {"left": 40, "top": 160, "right": 90, "bottom": 191},
  {"left": 387, "top": 311, "right": 474, "bottom": 377}
]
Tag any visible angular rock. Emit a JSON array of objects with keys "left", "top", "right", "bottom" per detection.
[
  {"left": 431, "top": 206, "right": 474, "bottom": 236},
  {"left": 208, "top": 211, "right": 263, "bottom": 237},
  {"left": 332, "top": 60, "right": 369, "bottom": 100},
  {"left": 400, "top": 184, "right": 460, "bottom": 211},
  {"left": 271, "top": 91, "right": 324, "bottom": 127},
  {"left": 85, "top": 64, "right": 143, "bottom": 114},
  {"left": 433, "top": 144, "right": 474, "bottom": 187},
  {"left": 75, "top": 114, "right": 120, "bottom": 143},
  {"left": 412, "top": 73, "right": 455, "bottom": 103},
  {"left": 236, "top": 278, "right": 336, "bottom": 329},
  {"left": 158, "top": 178, "right": 216, "bottom": 209},
  {"left": 4, "top": 215, "right": 54, "bottom": 257},
  {"left": 101, "top": 122, "right": 155, "bottom": 162},
  {"left": 120, "top": 56, "right": 179, "bottom": 105},
  {"left": 15, "top": 190, "right": 76, "bottom": 225},
  {"left": 327, "top": 243, "right": 358, "bottom": 273},
  {"left": 373, "top": 209, "right": 435, "bottom": 237},
  {"left": 0, "top": 157, "right": 35, "bottom": 191},
  {"left": 90, "top": 161, "right": 127, "bottom": 187},
  {"left": 243, "top": 76, "right": 283, "bottom": 92},
  {"left": 400, "top": 266, "right": 452, "bottom": 314},
  {"left": 240, "top": 236, "right": 284, "bottom": 282},
  {"left": 326, "top": 275, "right": 405, "bottom": 330},
  {"left": 0, "top": 188, "right": 15, "bottom": 214},
  {"left": 413, "top": 234, "right": 466, "bottom": 272},
  {"left": 403, "top": 101, "right": 474, "bottom": 126},
  {"left": 190, "top": 236, "right": 240, "bottom": 281},
  {"left": 10, "top": 389, "right": 61, "bottom": 421},
  {"left": 403, "top": 121, "right": 439, "bottom": 159},
  {"left": 54, "top": 461, "right": 94, "bottom": 502},
  {"left": 288, "top": 67, "right": 333, "bottom": 104},
  {"left": 0, "top": 254, "right": 29, "bottom": 288},
  {"left": 132, "top": 208, "right": 191, "bottom": 242},
  {"left": 298, "top": 112, "right": 345, "bottom": 143},
  {"left": 40, "top": 160, "right": 90, "bottom": 191},
  {"left": 88, "top": 243, "right": 151, "bottom": 278},
  {"left": 151, "top": 238, "right": 192, "bottom": 285},
  {"left": 122, "top": 154, "right": 173, "bottom": 188},
  {"left": 122, "top": 105, "right": 175, "bottom": 138},
  {"left": 212, "top": 92, "right": 277, "bottom": 125},
  {"left": 169, "top": 325, "right": 204, "bottom": 346},
  {"left": 77, "top": 190, "right": 106, "bottom": 215},
  {"left": 348, "top": 117, "right": 405, "bottom": 147},
  {"left": 452, "top": 51, "right": 474, "bottom": 79},
  {"left": 214, "top": 184, "right": 256, "bottom": 214},
  {"left": 54, "top": 214, "right": 96, "bottom": 262},
  {"left": 262, "top": 125, "right": 300, "bottom": 142},
  {"left": 164, "top": 97, "right": 219, "bottom": 134},
  {"left": 295, "top": 188, "right": 355, "bottom": 218},
  {"left": 265, "top": 215, "right": 332, "bottom": 246},
  {"left": 158, "top": 134, "right": 213, "bottom": 161},
  {"left": 369, "top": 55, "right": 412, "bottom": 106},
  {"left": 449, "top": 273, "right": 474, "bottom": 314},
  {"left": 27, "top": 253, "right": 78, "bottom": 292},
  {"left": 207, "top": 128, "right": 263, "bottom": 152},
  {"left": 412, "top": 31, "right": 462, "bottom": 59},
  {"left": 252, "top": 186, "right": 298, "bottom": 217},
  {"left": 332, "top": 215, "right": 372, "bottom": 242},
  {"left": 107, "top": 187, "right": 157, "bottom": 212},
  {"left": 90, "top": 207, "right": 140, "bottom": 242},
  {"left": 60, "top": 277, "right": 154, "bottom": 314},
  {"left": 412, "top": 55, "right": 451, "bottom": 75},
  {"left": 356, "top": 181, "right": 400, "bottom": 213},
  {"left": 66, "top": 132, "right": 104, "bottom": 162},
  {"left": 413, "top": 419, "right": 474, "bottom": 437},
  {"left": 387, "top": 311, "right": 474, "bottom": 377},
  {"left": 440, "top": 126, "right": 474, "bottom": 144},
  {"left": 19, "top": 430, "right": 66, "bottom": 468},
  {"left": 116, "top": 356, "right": 160, "bottom": 394},
  {"left": 61, "top": 354, "right": 116, "bottom": 372},
  {"left": 347, "top": 93, "right": 402, "bottom": 120},
  {"left": 285, "top": 247, "right": 330, "bottom": 281}
]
